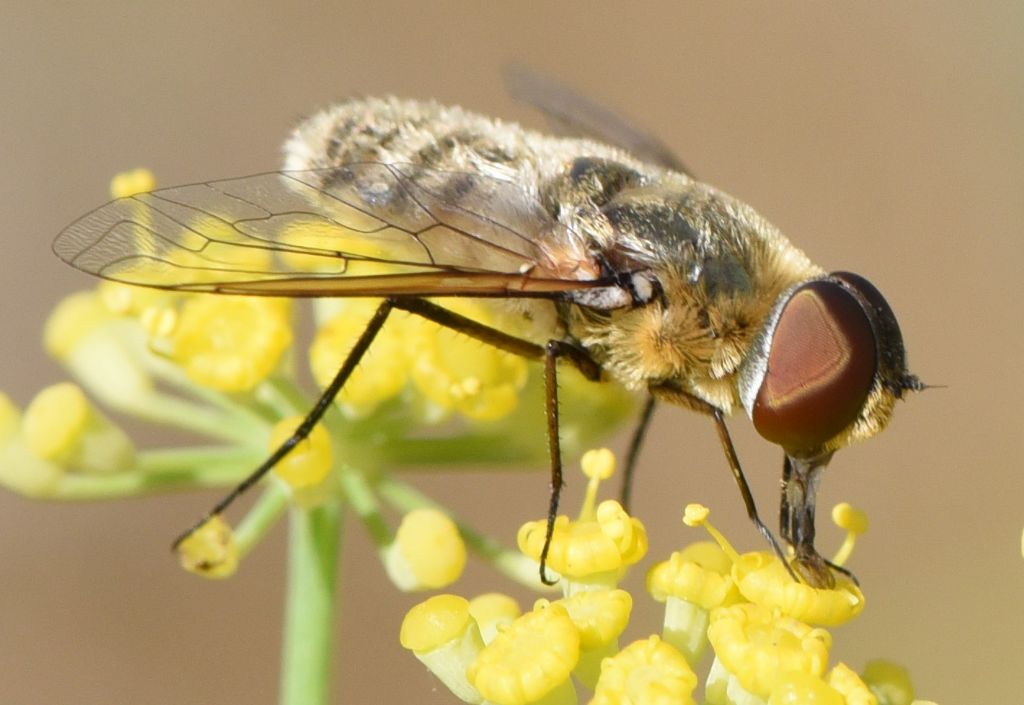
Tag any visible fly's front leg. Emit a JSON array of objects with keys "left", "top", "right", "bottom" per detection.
[{"left": 649, "top": 383, "right": 798, "bottom": 582}]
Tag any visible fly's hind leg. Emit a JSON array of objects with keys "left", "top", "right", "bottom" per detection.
[
  {"left": 392, "top": 300, "right": 601, "bottom": 586},
  {"left": 618, "top": 395, "right": 656, "bottom": 511},
  {"left": 172, "top": 299, "right": 396, "bottom": 550}
]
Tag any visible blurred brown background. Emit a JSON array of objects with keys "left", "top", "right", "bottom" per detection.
[{"left": 2, "top": 3, "right": 1021, "bottom": 703}]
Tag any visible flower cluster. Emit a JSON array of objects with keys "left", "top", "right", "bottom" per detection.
[{"left": 401, "top": 451, "right": 939, "bottom": 705}]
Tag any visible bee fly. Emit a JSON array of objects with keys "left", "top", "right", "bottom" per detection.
[{"left": 53, "top": 78, "right": 921, "bottom": 588}]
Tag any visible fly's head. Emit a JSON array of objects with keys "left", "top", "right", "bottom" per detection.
[
  {"left": 738, "top": 271, "right": 921, "bottom": 587},
  {"left": 739, "top": 271, "right": 920, "bottom": 457}
]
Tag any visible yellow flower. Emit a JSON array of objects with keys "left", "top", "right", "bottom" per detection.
[
  {"left": 44, "top": 290, "right": 157, "bottom": 413},
  {"left": 648, "top": 541, "right": 739, "bottom": 609},
  {"left": 176, "top": 515, "right": 238, "bottom": 579},
  {"left": 468, "top": 602, "right": 580, "bottom": 705},
  {"left": 0, "top": 394, "right": 65, "bottom": 498},
  {"left": 590, "top": 635, "right": 697, "bottom": 705},
  {"left": 731, "top": 551, "right": 865, "bottom": 627},
  {"left": 647, "top": 540, "right": 740, "bottom": 664},
  {"left": 170, "top": 296, "right": 292, "bottom": 392},
  {"left": 400, "top": 594, "right": 486, "bottom": 704},
  {"left": 558, "top": 589, "right": 632, "bottom": 652},
  {"left": 385, "top": 508, "right": 467, "bottom": 590},
  {"left": 706, "top": 603, "right": 831, "bottom": 700},
  {"left": 556, "top": 589, "right": 632, "bottom": 687},
  {"left": 21, "top": 382, "right": 134, "bottom": 475},
  {"left": 518, "top": 451, "right": 647, "bottom": 590}
]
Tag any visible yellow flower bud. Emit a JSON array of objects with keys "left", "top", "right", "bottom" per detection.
[
  {"left": 269, "top": 417, "right": 333, "bottom": 491},
  {"left": 648, "top": 541, "right": 738, "bottom": 609},
  {"left": 139, "top": 303, "right": 179, "bottom": 338},
  {"left": 386, "top": 508, "right": 467, "bottom": 590},
  {"left": 97, "top": 281, "right": 173, "bottom": 317},
  {"left": 401, "top": 594, "right": 485, "bottom": 704},
  {"left": 22, "top": 382, "right": 134, "bottom": 474},
  {"left": 177, "top": 516, "right": 238, "bottom": 579},
  {"left": 44, "top": 291, "right": 117, "bottom": 361},
  {"left": 590, "top": 635, "right": 698, "bottom": 705},
  {"left": 171, "top": 296, "right": 291, "bottom": 392},
  {"left": 707, "top": 603, "right": 831, "bottom": 699},
  {"left": 580, "top": 448, "right": 615, "bottom": 480},
  {"left": 468, "top": 602, "right": 579, "bottom": 705}
]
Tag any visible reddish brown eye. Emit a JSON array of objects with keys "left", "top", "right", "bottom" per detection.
[{"left": 753, "top": 281, "right": 877, "bottom": 451}]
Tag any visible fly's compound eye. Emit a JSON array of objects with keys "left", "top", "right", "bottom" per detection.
[{"left": 753, "top": 281, "right": 878, "bottom": 452}]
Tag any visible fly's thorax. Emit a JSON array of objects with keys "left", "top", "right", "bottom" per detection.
[{"left": 566, "top": 181, "right": 823, "bottom": 411}]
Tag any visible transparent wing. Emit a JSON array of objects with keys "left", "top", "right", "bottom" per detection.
[
  {"left": 503, "top": 64, "right": 692, "bottom": 175},
  {"left": 54, "top": 163, "right": 605, "bottom": 298}
]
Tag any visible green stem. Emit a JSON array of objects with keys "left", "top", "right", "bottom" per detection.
[
  {"left": 382, "top": 435, "right": 544, "bottom": 469},
  {"left": 257, "top": 377, "right": 311, "bottom": 419},
  {"left": 280, "top": 501, "right": 343, "bottom": 705},
  {"left": 53, "top": 446, "right": 264, "bottom": 500},
  {"left": 337, "top": 468, "right": 393, "bottom": 553},
  {"left": 234, "top": 483, "right": 290, "bottom": 558},
  {"left": 128, "top": 393, "right": 267, "bottom": 444}
]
